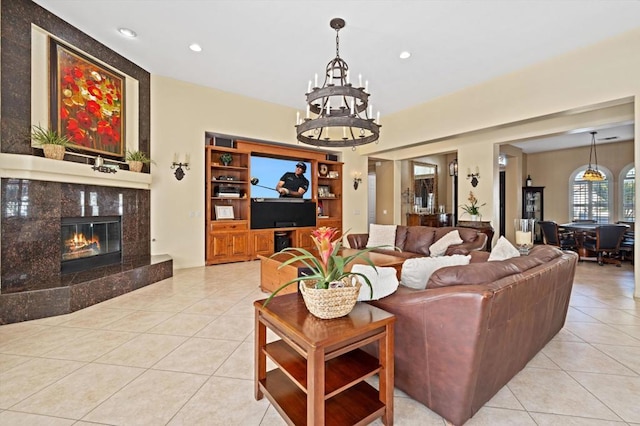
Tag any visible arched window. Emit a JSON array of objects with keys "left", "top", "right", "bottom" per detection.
[
  {"left": 569, "top": 166, "right": 612, "bottom": 224},
  {"left": 620, "top": 164, "right": 635, "bottom": 221}
]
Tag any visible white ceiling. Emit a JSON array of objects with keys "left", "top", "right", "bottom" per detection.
[{"left": 33, "top": 0, "right": 640, "bottom": 151}]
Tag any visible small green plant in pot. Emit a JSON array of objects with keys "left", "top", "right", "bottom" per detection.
[
  {"left": 220, "top": 152, "right": 233, "bottom": 166},
  {"left": 125, "top": 150, "right": 152, "bottom": 172},
  {"left": 31, "top": 124, "right": 73, "bottom": 160}
]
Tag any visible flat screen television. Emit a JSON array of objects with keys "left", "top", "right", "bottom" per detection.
[{"left": 250, "top": 155, "right": 311, "bottom": 199}]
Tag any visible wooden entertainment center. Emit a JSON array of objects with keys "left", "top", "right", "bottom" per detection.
[{"left": 205, "top": 137, "right": 343, "bottom": 265}]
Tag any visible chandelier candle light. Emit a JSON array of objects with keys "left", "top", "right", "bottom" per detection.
[{"left": 295, "top": 18, "right": 381, "bottom": 149}]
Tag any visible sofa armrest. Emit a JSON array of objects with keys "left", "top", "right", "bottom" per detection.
[
  {"left": 445, "top": 232, "right": 487, "bottom": 255},
  {"left": 346, "top": 233, "right": 369, "bottom": 249}
]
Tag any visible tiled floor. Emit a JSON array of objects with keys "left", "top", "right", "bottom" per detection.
[{"left": 0, "top": 260, "right": 638, "bottom": 425}]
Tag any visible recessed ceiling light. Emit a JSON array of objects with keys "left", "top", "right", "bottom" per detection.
[
  {"left": 399, "top": 51, "right": 411, "bottom": 59},
  {"left": 189, "top": 43, "right": 202, "bottom": 52},
  {"left": 118, "top": 28, "right": 137, "bottom": 38}
]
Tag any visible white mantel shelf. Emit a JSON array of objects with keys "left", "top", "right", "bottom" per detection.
[{"left": 0, "top": 153, "right": 152, "bottom": 190}]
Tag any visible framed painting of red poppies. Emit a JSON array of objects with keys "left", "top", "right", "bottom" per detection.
[{"left": 50, "top": 40, "right": 125, "bottom": 157}]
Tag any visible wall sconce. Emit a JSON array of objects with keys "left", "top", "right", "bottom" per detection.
[
  {"left": 171, "top": 153, "right": 190, "bottom": 181},
  {"left": 352, "top": 171, "right": 363, "bottom": 190},
  {"left": 467, "top": 166, "right": 479, "bottom": 187},
  {"left": 448, "top": 158, "right": 458, "bottom": 176}
]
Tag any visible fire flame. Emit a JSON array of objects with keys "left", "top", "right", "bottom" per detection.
[{"left": 65, "top": 232, "right": 100, "bottom": 252}]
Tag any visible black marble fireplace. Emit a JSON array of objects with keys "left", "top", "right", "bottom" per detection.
[
  {"left": 61, "top": 216, "right": 122, "bottom": 274},
  {"left": 0, "top": 179, "right": 172, "bottom": 324}
]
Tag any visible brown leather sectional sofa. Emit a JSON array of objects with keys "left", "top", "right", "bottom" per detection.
[
  {"left": 364, "top": 245, "right": 578, "bottom": 425},
  {"left": 347, "top": 225, "right": 488, "bottom": 258}
]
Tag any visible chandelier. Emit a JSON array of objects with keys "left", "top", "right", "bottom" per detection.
[
  {"left": 295, "top": 18, "right": 381, "bottom": 148},
  {"left": 583, "top": 131, "right": 605, "bottom": 181}
]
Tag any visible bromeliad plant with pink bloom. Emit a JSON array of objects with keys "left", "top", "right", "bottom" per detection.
[{"left": 264, "top": 227, "right": 380, "bottom": 305}]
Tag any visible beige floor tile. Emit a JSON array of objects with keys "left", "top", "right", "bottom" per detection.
[
  {"left": 485, "top": 385, "right": 525, "bottom": 410},
  {"left": 0, "top": 358, "right": 84, "bottom": 409},
  {"left": 570, "top": 372, "right": 640, "bottom": 423},
  {"left": 147, "top": 312, "right": 217, "bottom": 336},
  {"left": 168, "top": 376, "right": 270, "bottom": 425},
  {"left": 0, "top": 410, "right": 75, "bottom": 425},
  {"left": 551, "top": 328, "right": 586, "bottom": 342},
  {"left": 575, "top": 307, "right": 640, "bottom": 326},
  {"left": 144, "top": 295, "right": 202, "bottom": 313},
  {"left": 465, "top": 406, "right": 536, "bottom": 425},
  {"left": 567, "top": 306, "right": 603, "bottom": 323},
  {"left": 41, "top": 329, "right": 137, "bottom": 362},
  {"left": 607, "top": 324, "right": 640, "bottom": 340},
  {"left": 0, "top": 353, "right": 31, "bottom": 373},
  {"left": 258, "top": 405, "right": 288, "bottom": 426},
  {"left": 183, "top": 297, "right": 238, "bottom": 316},
  {"left": 565, "top": 322, "right": 640, "bottom": 346},
  {"left": 0, "top": 322, "right": 49, "bottom": 343},
  {"left": 0, "top": 326, "right": 92, "bottom": 357},
  {"left": 542, "top": 341, "right": 636, "bottom": 375},
  {"left": 83, "top": 369, "right": 207, "bottom": 425},
  {"left": 101, "top": 310, "right": 174, "bottom": 332},
  {"left": 529, "top": 412, "right": 628, "bottom": 425},
  {"left": 570, "top": 295, "right": 612, "bottom": 309},
  {"left": 526, "top": 350, "right": 561, "bottom": 370},
  {"left": 195, "top": 314, "right": 254, "bottom": 341},
  {"left": 214, "top": 341, "right": 254, "bottom": 380},
  {"left": 508, "top": 368, "right": 621, "bottom": 421},
  {"left": 95, "top": 333, "right": 187, "bottom": 368},
  {"left": 369, "top": 395, "right": 444, "bottom": 425},
  {"left": 57, "top": 307, "right": 133, "bottom": 329},
  {"left": 11, "top": 363, "right": 144, "bottom": 419},
  {"left": 153, "top": 337, "right": 240, "bottom": 375}
]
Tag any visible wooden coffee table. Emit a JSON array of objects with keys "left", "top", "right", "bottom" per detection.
[
  {"left": 254, "top": 293, "right": 396, "bottom": 425},
  {"left": 258, "top": 249, "right": 406, "bottom": 295}
]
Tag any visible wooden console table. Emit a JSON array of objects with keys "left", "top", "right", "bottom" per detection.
[
  {"left": 407, "top": 212, "right": 452, "bottom": 227},
  {"left": 254, "top": 293, "right": 396, "bottom": 425}
]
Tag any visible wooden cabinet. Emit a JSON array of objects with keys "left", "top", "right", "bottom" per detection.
[
  {"left": 522, "top": 186, "right": 544, "bottom": 243},
  {"left": 317, "top": 160, "right": 343, "bottom": 231},
  {"left": 407, "top": 213, "right": 452, "bottom": 227},
  {"left": 206, "top": 146, "right": 251, "bottom": 264},
  {"left": 205, "top": 137, "right": 343, "bottom": 265}
]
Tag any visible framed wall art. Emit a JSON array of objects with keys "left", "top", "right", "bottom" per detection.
[
  {"left": 50, "top": 39, "right": 125, "bottom": 157},
  {"left": 215, "top": 205, "right": 235, "bottom": 220}
]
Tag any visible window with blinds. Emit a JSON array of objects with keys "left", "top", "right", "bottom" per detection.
[
  {"left": 622, "top": 167, "right": 635, "bottom": 221},
  {"left": 571, "top": 170, "right": 609, "bottom": 223}
]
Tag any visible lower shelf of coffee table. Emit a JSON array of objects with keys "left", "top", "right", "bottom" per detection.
[{"left": 259, "top": 368, "right": 385, "bottom": 426}]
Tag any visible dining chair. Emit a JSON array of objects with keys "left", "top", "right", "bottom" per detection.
[
  {"left": 581, "top": 225, "right": 629, "bottom": 266},
  {"left": 616, "top": 221, "right": 634, "bottom": 265},
  {"left": 538, "top": 221, "right": 577, "bottom": 251}
]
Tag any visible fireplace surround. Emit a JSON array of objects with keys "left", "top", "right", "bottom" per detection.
[{"left": 61, "top": 216, "right": 122, "bottom": 274}]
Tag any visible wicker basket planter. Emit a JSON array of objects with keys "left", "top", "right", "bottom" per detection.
[
  {"left": 299, "top": 277, "right": 361, "bottom": 319},
  {"left": 128, "top": 161, "right": 143, "bottom": 172},
  {"left": 42, "top": 144, "right": 66, "bottom": 160}
]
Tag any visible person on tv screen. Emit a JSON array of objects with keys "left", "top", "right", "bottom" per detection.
[{"left": 276, "top": 161, "right": 309, "bottom": 198}]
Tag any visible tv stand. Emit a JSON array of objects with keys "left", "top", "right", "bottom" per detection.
[{"left": 205, "top": 137, "right": 343, "bottom": 265}]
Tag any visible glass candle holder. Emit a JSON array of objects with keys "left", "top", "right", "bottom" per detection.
[{"left": 514, "top": 219, "right": 535, "bottom": 255}]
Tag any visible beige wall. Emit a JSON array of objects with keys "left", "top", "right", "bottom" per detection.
[
  {"left": 150, "top": 27, "right": 639, "bottom": 294},
  {"left": 525, "top": 141, "right": 634, "bottom": 223},
  {"left": 374, "top": 160, "right": 395, "bottom": 225}
]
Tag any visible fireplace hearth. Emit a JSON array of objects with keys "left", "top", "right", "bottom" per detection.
[{"left": 61, "top": 216, "right": 122, "bottom": 274}]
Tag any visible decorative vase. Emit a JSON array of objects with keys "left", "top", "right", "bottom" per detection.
[
  {"left": 42, "top": 144, "right": 65, "bottom": 160},
  {"left": 514, "top": 218, "right": 535, "bottom": 255},
  {"left": 128, "top": 161, "right": 143, "bottom": 172},
  {"left": 299, "top": 277, "right": 361, "bottom": 319},
  {"left": 470, "top": 214, "right": 480, "bottom": 221}
]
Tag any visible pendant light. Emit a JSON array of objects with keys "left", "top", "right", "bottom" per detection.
[{"left": 583, "top": 131, "right": 605, "bottom": 181}]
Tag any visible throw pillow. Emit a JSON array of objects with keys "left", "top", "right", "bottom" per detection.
[
  {"left": 401, "top": 254, "right": 471, "bottom": 290},
  {"left": 488, "top": 236, "right": 520, "bottom": 261},
  {"left": 429, "top": 230, "right": 464, "bottom": 257},
  {"left": 366, "top": 224, "right": 397, "bottom": 249},
  {"left": 351, "top": 265, "right": 399, "bottom": 301}
]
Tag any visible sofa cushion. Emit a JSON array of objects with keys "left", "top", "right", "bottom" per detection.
[
  {"left": 427, "top": 260, "right": 520, "bottom": 288},
  {"left": 488, "top": 236, "right": 520, "bottom": 261},
  {"left": 352, "top": 265, "right": 399, "bottom": 301},
  {"left": 403, "top": 226, "right": 436, "bottom": 255},
  {"left": 366, "top": 224, "right": 397, "bottom": 249},
  {"left": 401, "top": 254, "right": 470, "bottom": 289},
  {"left": 430, "top": 230, "right": 464, "bottom": 257}
]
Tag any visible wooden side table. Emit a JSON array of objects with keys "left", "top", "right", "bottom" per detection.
[{"left": 254, "top": 293, "right": 396, "bottom": 425}]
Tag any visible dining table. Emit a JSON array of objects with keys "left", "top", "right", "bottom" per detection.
[{"left": 559, "top": 222, "right": 630, "bottom": 259}]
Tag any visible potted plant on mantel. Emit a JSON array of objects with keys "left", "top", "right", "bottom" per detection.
[
  {"left": 30, "top": 124, "right": 74, "bottom": 160},
  {"left": 125, "top": 150, "right": 152, "bottom": 172},
  {"left": 264, "top": 227, "right": 380, "bottom": 319}
]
